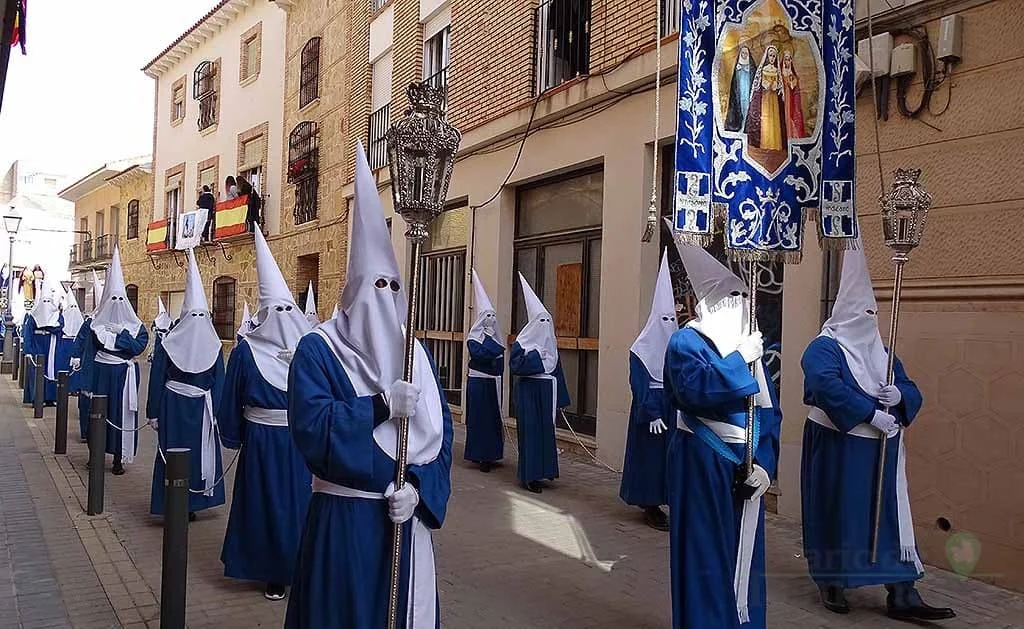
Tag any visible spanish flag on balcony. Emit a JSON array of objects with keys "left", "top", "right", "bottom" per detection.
[
  {"left": 9, "top": 0, "right": 26, "bottom": 55},
  {"left": 214, "top": 195, "right": 248, "bottom": 239},
  {"left": 147, "top": 219, "right": 168, "bottom": 252}
]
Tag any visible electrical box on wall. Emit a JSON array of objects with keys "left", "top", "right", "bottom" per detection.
[
  {"left": 890, "top": 43, "right": 917, "bottom": 78},
  {"left": 938, "top": 14, "right": 964, "bottom": 63},
  {"left": 857, "top": 32, "right": 893, "bottom": 77}
]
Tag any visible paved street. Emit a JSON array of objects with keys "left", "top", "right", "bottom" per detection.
[{"left": 2, "top": 372, "right": 1024, "bottom": 628}]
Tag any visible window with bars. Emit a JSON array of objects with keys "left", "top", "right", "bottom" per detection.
[
  {"left": 534, "top": 0, "right": 592, "bottom": 95},
  {"left": 370, "top": 0, "right": 387, "bottom": 11},
  {"left": 212, "top": 276, "right": 237, "bottom": 340},
  {"left": 661, "top": 0, "right": 681, "bottom": 37},
  {"left": 367, "top": 103, "right": 390, "bottom": 170},
  {"left": 126, "top": 200, "right": 139, "bottom": 240},
  {"left": 194, "top": 61, "right": 218, "bottom": 131},
  {"left": 423, "top": 26, "right": 450, "bottom": 110},
  {"left": 125, "top": 284, "right": 139, "bottom": 313},
  {"left": 300, "top": 37, "right": 321, "bottom": 108}
]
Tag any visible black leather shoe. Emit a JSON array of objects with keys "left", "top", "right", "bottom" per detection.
[
  {"left": 643, "top": 507, "right": 670, "bottom": 532},
  {"left": 111, "top": 461, "right": 125, "bottom": 475},
  {"left": 188, "top": 512, "right": 197, "bottom": 523},
  {"left": 523, "top": 481, "right": 543, "bottom": 494},
  {"left": 479, "top": 462, "right": 493, "bottom": 473},
  {"left": 887, "top": 603, "right": 956, "bottom": 622},
  {"left": 820, "top": 586, "right": 850, "bottom": 614}
]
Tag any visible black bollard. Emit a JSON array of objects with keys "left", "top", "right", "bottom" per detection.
[
  {"left": 33, "top": 354, "right": 45, "bottom": 418},
  {"left": 160, "top": 448, "right": 190, "bottom": 629},
  {"left": 55, "top": 371, "right": 69, "bottom": 455},
  {"left": 86, "top": 395, "right": 107, "bottom": 516},
  {"left": 10, "top": 335, "right": 19, "bottom": 381},
  {"left": 18, "top": 353, "right": 26, "bottom": 389}
]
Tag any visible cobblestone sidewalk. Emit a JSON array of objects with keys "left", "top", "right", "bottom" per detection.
[{"left": 5, "top": 374, "right": 1024, "bottom": 628}]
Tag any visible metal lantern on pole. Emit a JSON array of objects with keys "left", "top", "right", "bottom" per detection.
[
  {"left": 2, "top": 206, "right": 22, "bottom": 374},
  {"left": 384, "top": 80, "right": 461, "bottom": 629},
  {"left": 869, "top": 168, "right": 931, "bottom": 563}
]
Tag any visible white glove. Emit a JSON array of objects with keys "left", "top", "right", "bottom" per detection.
[
  {"left": 386, "top": 380, "right": 420, "bottom": 419},
  {"left": 97, "top": 329, "right": 117, "bottom": 349},
  {"left": 870, "top": 410, "right": 900, "bottom": 438},
  {"left": 744, "top": 464, "right": 771, "bottom": 500},
  {"left": 737, "top": 331, "right": 764, "bottom": 364},
  {"left": 877, "top": 384, "right": 902, "bottom": 407},
  {"left": 384, "top": 482, "right": 420, "bottom": 524},
  {"left": 70, "top": 357, "right": 81, "bottom": 370},
  {"left": 150, "top": 418, "right": 159, "bottom": 430},
  {"left": 649, "top": 418, "right": 668, "bottom": 435}
]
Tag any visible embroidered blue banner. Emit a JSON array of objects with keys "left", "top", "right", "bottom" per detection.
[{"left": 673, "top": 0, "right": 858, "bottom": 262}]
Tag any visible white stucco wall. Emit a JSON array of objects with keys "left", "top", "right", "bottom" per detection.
[{"left": 150, "top": 2, "right": 287, "bottom": 234}]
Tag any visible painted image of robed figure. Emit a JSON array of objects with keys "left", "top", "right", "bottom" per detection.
[{"left": 745, "top": 45, "right": 788, "bottom": 151}]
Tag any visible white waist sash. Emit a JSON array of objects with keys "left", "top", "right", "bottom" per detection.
[
  {"left": 243, "top": 406, "right": 289, "bottom": 427},
  {"left": 165, "top": 380, "right": 217, "bottom": 496},
  {"left": 677, "top": 413, "right": 759, "bottom": 624},
  {"left": 523, "top": 373, "right": 557, "bottom": 427},
  {"left": 468, "top": 369, "right": 502, "bottom": 413},
  {"left": 47, "top": 334, "right": 57, "bottom": 379},
  {"left": 95, "top": 351, "right": 139, "bottom": 464},
  {"left": 806, "top": 406, "right": 922, "bottom": 572},
  {"left": 312, "top": 476, "right": 438, "bottom": 628}
]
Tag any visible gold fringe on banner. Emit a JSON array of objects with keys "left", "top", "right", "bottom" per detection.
[{"left": 726, "top": 248, "right": 804, "bottom": 265}]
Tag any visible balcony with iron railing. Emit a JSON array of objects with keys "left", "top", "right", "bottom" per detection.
[
  {"left": 80, "top": 239, "right": 94, "bottom": 263},
  {"left": 198, "top": 93, "right": 218, "bottom": 131},
  {"left": 367, "top": 102, "right": 390, "bottom": 170},
  {"left": 534, "top": 0, "right": 591, "bottom": 95},
  {"left": 94, "top": 234, "right": 112, "bottom": 260},
  {"left": 424, "top": 67, "right": 448, "bottom": 113},
  {"left": 69, "top": 244, "right": 79, "bottom": 266}
]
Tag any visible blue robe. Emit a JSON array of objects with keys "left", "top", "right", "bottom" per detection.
[
  {"left": 463, "top": 336, "right": 505, "bottom": 464},
  {"left": 664, "top": 328, "right": 782, "bottom": 629},
  {"left": 619, "top": 352, "right": 669, "bottom": 508},
  {"left": 218, "top": 340, "right": 311, "bottom": 585},
  {"left": 284, "top": 333, "right": 453, "bottom": 629},
  {"left": 509, "top": 342, "right": 570, "bottom": 485},
  {"left": 800, "top": 336, "right": 924, "bottom": 588},
  {"left": 79, "top": 325, "right": 149, "bottom": 456},
  {"left": 148, "top": 342, "right": 226, "bottom": 514},
  {"left": 22, "top": 314, "right": 61, "bottom": 404},
  {"left": 70, "top": 318, "right": 95, "bottom": 439}
]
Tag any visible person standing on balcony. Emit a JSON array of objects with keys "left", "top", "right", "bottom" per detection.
[
  {"left": 219, "top": 228, "right": 312, "bottom": 601},
  {"left": 148, "top": 248, "right": 226, "bottom": 519},
  {"left": 463, "top": 270, "right": 505, "bottom": 474},
  {"left": 800, "top": 244, "right": 955, "bottom": 622},
  {"left": 198, "top": 185, "right": 216, "bottom": 242},
  {"left": 224, "top": 175, "right": 240, "bottom": 201},
  {"left": 237, "top": 178, "right": 262, "bottom": 232},
  {"left": 22, "top": 276, "right": 62, "bottom": 406},
  {"left": 620, "top": 250, "right": 676, "bottom": 532},
  {"left": 285, "top": 143, "right": 452, "bottom": 628},
  {"left": 663, "top": 242, "right": 781, "bottom": 629},
  {"left": 77, "top": 248, "right": 149, "bottom": 475},
  {"left": 510, "top": 273, "right": 570, "bottom": 495}
]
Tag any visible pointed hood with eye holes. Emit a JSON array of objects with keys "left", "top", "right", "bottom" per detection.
[
  {"left": 630, "top": 250, "right": 677, "bottom": 382},
  {"left": 245, "top": 227, "right": 311, "bottom": 390},
  {"left": 304, "top": 281, "right": 319, "bottom": 325},
  {"left": 90, "top": 246, "right": 143, "bottom": 337},
  {"left": 91, "top": 269, "right": 105, "bottom": 316},
  {"left": 60, "top": 286, "right": 85, "bottom": 338},
  {"left": 154, "top": 296, "right": 172, "bottom": 331},
  {"left": 516, "top": 272, "right": 558, "bottom": 372},
  {"left": 29, "top": 274, "right": 61, "bottom": 328},
  {"left": 468, "top": 269, "right": 501, "bottom": 346},
  {"left": 819, "top": 242, "right": 887, "bottom": 397},
  {"left": 161, "top": 248, "right": 222, "bottom": 374},
  {"left": 674, "top": 239, "right": 749, "bottom": 356}
]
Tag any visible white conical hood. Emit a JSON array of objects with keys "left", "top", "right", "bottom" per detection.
[
  {"left": 516, "top": 272, "right": 558, "bottom": 372},
  {"left": 468, "top": 269, "right": 501, "bottom": 346},
  {"left": 304, "top": 281, "right": 319, "bottom": 325},
  {"left": 630, "top": 250, "right": 678, "bottom": 382},
  {"left": 61, "top": 286, "right": 85, "bottom": 338},
  {"left": 91, "top": 269, "right": 105, "bottom": 315},
  {"left": 246, "top": 229, "right": 311, "bottom": 390},
  {"left": 820, "top": 242, "right": 887, "bottom": 397},
  {"left": 29, "top": 274, "right": 61, "bottom": 328},
  {"left": 674, "top": 240, "right": 748, "bottom": 355},
  {"left": 236, "top": 301, "right": 252, "bottom": 338},
  {"left": 162, "top": 248, "right": 221, "bottom": 373},
  {"left": 90, "top": 246, "right": 143, "bottom": 336},
  {"left": 154, "top": 296, "right": 172, "bottom": 331}
]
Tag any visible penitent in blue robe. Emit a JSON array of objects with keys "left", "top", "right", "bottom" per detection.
[
  {"left": 463, "top": 336, "right": 505, "bottom": 464},
  {"left": 284, "top": 332, "right": 453, "bottom": 629},
  {"left": 78, "top": 325, "right": 149, "bottom": 456},
  {"left": 218, "top": 340, "right": 311, "bottom": 586},
  {"left": 148, "top": 342, "right": 226, "bottom": 515},
  {"left": 70, "top": 318, "right": 95, "bottom": 439},
  {"left": 509, "top": 342, "right": 571, "bottom": 486},
  {"left": 664, "top": 328, "right": 782, "bottom": 629},
  {"left": 800, "top": 336, "right": 924, "bottom": 588},
  {"left": 619, "top": 352, "right": 670, "bottom": 508},
  {"left": 22, "top": 314, "right": 62, "bottom": 405}
]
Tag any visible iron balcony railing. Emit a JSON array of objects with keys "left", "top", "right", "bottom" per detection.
[
  {"left": 425, "top": 67, "right": 448, "bottom": 113},
  {"left": 661, "top": 0, "right": 681, "bottom": 37},
  {"left": 198, "top": 93, "right": 218, "bottom": 131},
  {"left": 69, "top": 244, "right": 79, "bottom": 266},
  {"left": 367, "top": 102, "right": 390, "bottom": 170},
  {"left": 94, "top": 234, "right": 112, "bottom": 260},
  {"left": 81, "top": 239, "right": 94, "bottom": 262},
  {"left": 534, "top": 0, "right": 591, "bottom": 95}
]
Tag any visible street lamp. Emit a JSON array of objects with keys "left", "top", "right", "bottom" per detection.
[
  {"left": 383, "top": 80, "right": 461, "bottom": 629},
  {"left": 2, "top": 206, "right": 22, "bottom": 373}
]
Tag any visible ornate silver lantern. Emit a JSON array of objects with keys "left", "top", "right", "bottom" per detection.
[
  {"left": 386, "top": 82, "right": 461, "bottom": 242},
  {"left": 383, "top": 81, "right": 461, "bottom": 629},
  {"left": 880, "top": 167, "right": 931, "bottom": 260}
]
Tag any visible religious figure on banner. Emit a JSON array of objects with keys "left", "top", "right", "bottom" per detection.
[
  {"left": 724, "top": 46, "right": 754, "bottom": 132},
  {"left": 745, "top": 45, "right": 788, "bottom": 152},
  {"left": 782, "top": 49, "right": 808, "bottom": 139}
]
